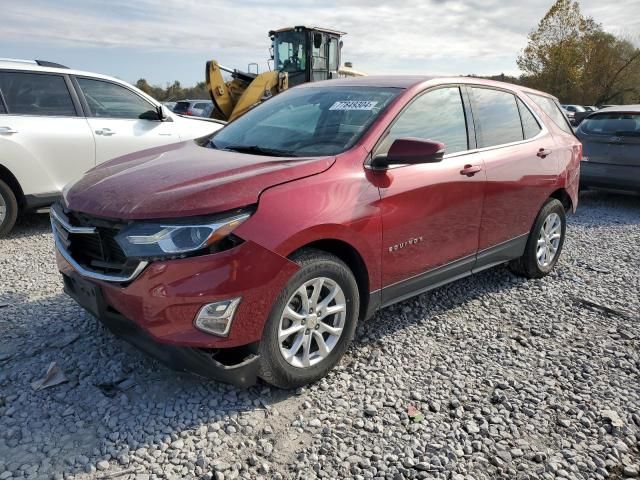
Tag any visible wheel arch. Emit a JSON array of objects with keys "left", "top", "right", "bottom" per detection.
[
  {"left": 549, "top": 188, "right": 573, "bottom": 212},
  {"left": 0, "top": 164, "right": 25, "bottom": 209},
  {"left": 287, "top": 238, "right": 373, "bottom": 322}
]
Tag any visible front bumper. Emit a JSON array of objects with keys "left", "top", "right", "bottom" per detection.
[
  {"left": 580, "top": 162, "right": 640, "bottom": 192},
  {"left": 63, "top": 272, "right": 260, "bottom": 386},
  {"left": 56, "top": 239, "right": 300, "bottom": 385}
]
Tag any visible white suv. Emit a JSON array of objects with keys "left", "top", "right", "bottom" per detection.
[{"left": 0, "top": 58, "right": 224, "bottom": 236}]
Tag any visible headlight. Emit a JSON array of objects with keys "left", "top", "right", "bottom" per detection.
[{"left": 115, "top": 212, "right": 250, "bottom": 259}]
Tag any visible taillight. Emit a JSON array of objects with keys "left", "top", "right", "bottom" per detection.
[{"left": 576, "top": 143, "right": 583, "bottom": 162}]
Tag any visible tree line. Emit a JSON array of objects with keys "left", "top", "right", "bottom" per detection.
[
  {"left": 136, "top": 0, "right": 640, "bottom": 107},
  {"left": 134, "top": 79, "right": 210, "bottom": 102},
  {"left": 516, "top": 0, "right": 640, "bottom": 105}
]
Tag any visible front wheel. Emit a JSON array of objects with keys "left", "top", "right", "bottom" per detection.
[
  {"left": 258, "top": 249, "right": 359, "bottom": 389},
  {"left": 0, "top": 179, "right": 18, "bottom": 237},
  {"left": 510, "top": 198, "right": 566, "bottom": 279}
]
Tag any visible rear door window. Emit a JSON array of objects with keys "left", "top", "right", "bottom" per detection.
[
  {"left": 76, "top": 78, "right": 155, "bottom": 119},
  {"left": 378, "top": 86, "right": 469, "bottom": 155},
  {"left": 0, "top": 72, "right": 76, "bottom": 116},
  {"left": 527, "top": 93, "right": 573, "bottom": 134},
  {"left": 517, "top": 98, "right": 542, "bottom": 139},
  {"left": 581, "top": 113, "right": 640, "bottom": 136},
  {"left": 471, "top": 87, "right": 523, "bottom": 147}
]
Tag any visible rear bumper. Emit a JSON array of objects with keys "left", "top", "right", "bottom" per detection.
[
  {"left": 580, "top": 162, "right": 640, "bottom": 192},
  {"left": 24, "top": 193, "right": 61, "bottom": 210}
]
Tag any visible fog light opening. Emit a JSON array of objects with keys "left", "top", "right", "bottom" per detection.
[{"left": 194, "top": 298, "right": 241, "bottom": 336}]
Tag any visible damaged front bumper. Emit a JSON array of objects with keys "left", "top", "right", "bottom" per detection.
[{"left": 62, "top": 272, "right": 260, "bottom": 387}]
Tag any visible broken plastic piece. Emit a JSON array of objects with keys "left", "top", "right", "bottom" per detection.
[{"left": 31, "top": 362, "right": 68, "bottom": 390}]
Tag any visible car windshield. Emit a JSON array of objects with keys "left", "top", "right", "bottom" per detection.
[
  {"left": 209, "top": 86, "right": 401, "bottom": 157},
  {"left": 581, "top": 113, "right": 640, "bottom": 136}
]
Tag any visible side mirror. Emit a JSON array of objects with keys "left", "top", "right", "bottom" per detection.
[
  {"left": 139, "top": 107, "right": 165, "bottom": 121},
  {"left": 372, "top": 138, "right": 445, "bottom": 169}
]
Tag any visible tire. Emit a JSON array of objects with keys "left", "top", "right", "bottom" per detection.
[
  {"left": 0, "top": 179, "right": 18, "bottom": 238},
  {"left": 258, "top": 249, "right": 360, "bottom": 389},
  {"left": 509, "top": 198, "right": 566, "bottom": 279}
]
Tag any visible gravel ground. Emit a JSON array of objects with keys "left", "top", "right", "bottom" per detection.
[{"left": 0, "top": 190, "right": 639, "bottom": 480}]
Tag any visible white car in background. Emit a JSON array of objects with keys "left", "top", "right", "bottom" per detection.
[{"left": 0, "top": 58, "right": 224, "bottom": 236}]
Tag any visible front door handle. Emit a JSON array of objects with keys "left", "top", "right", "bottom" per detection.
[
  {"left": 537, "top": 148, "right": 552, "bottom": 158},
  {"left": 95, "top": 128, "right": 115, "bottom": 136},
  {"left": 460, "top": 164, "right": 482, "bottom": 177},
  {"left": 0, "top": 126, "right": 18, "bottom": 134}
]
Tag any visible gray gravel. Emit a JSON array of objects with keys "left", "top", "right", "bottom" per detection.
[{"left": 1, "top": 190, "right": 639, "bottom": 480}]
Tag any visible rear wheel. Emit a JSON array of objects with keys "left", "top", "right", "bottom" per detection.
[
  {"left": 258, "top": 249, "right": 359, "bottom": 389},
  {"left": 0, "top": 179, "right": 18, "bottom": 237},
  {"left": 510, "top": 198, "right": 566, "bottom": 279}
]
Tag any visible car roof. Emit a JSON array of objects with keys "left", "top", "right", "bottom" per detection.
[
  {"left": 592, "top": 105, "right": 640, "bottom": 114},
  {"left": 0, "top": 58, "right": 135, "bottom": 84},
  {"left": 300, "top": 75, "right": 557, "bottom": 99}
]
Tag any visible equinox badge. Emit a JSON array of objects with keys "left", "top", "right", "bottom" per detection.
[{"left": 389, "top": 236, "right": 424, "bottom": 252}]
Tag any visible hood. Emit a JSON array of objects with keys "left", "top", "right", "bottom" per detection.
[{"left": 64, "top": 141, "right": 335, "bottom": 220}]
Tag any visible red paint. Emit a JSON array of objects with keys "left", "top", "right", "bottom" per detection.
[{"left": 58, "top": 76, "right": 581, "bottom": 352}]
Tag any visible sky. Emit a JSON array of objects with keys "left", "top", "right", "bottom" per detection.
[{"left": 2, "top": 0, "right": 639, "bottom": 87}]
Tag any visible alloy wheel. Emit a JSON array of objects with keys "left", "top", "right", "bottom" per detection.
[
  {"left": 278, "top": 277, "right": 346, "bottom": 368},
  {"left": 536, "top": 212, "right": 562, "bottom": 268},
  {"left": 0, "top": 194, "right": 6, "bottom": 224}
]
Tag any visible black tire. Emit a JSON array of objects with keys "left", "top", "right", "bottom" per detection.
[
  {"left": 509, "top": 198, "right": 566, "bottom": 279},
  {"left": 258, "top": 249, "right": 360, "bottom": 389},
  {"left": 0, "top": 179, "right": 18, "bottom": 238}
]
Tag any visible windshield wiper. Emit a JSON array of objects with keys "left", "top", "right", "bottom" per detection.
[{"left": 222, "top": 145, "right": 297, "bottom": 157}]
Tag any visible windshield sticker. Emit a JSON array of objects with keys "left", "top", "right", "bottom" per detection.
[{"left": 329, "top": 100, "right": 378, "bottom": 111}]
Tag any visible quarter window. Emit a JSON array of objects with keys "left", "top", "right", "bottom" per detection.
[
  {"left": 77, "top": 78, "right": 156, "bottom": 119},
  {"left": 517, "top": 98, "right": 542, "bottom": 139},
  {"left": 0, "top": 72, "right": 76, "bottom": 116},
  {"left": 378, "top": 87, "right": 468, "bottom": 155},
  {"left": 527, "top": 93, "right": 573, "bottom": 134},
  {"left": 471, "top": 88, "right": 523, "bottom": 147}
]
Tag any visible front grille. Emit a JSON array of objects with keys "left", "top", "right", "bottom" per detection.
[{"left": 51, "top": 204, "right": 144, "bottom": 281}]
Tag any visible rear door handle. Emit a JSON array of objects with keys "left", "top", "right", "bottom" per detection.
[
  {"left": 95, "top": 128, "right": 115, "bottom": 136},
  {"left": 537, "top": 148, "right": 552, "bottom": 158},
  {"left": 460, "top": 164, "right": 482, "bottom": 177},
  {"left": 0, "top": 126, "right": 18, "bottom": 134}
]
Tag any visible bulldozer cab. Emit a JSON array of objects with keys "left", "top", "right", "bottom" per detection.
[{"left": 270, "top": 26, "right": 345, "bottom": 87}]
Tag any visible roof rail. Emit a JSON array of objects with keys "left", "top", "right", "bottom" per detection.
[
  {"left": 0, "top": 58, "right": 68, "bottom": 69},
  {"left": 35, "top": 60, "right": 69, "bottom": 68},
  {"left": 0, "top": 58, "right": 37, "bottom": 65}
]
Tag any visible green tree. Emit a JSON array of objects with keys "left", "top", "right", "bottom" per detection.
[
  {"left": 517, "top": 0, "right": 599, "bottom": 102},
  {"left": 581, "top": 32, "right": 640, "bottom": 104},
  {"left": 518, "top": 0, "right": 640, "bottom": 104}
]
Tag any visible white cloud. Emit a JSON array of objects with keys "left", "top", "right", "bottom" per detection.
[{"left": 2, "top": 0, "right": 638, "bottom": 78}]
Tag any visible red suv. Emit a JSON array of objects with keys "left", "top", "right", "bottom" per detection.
[{"left": 52, "top": 77, "right": 581, "bottom": 388}]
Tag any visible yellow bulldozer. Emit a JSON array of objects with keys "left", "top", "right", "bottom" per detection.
[{"left": 205, "top": 26, "right": 365, "bottom": 122}]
